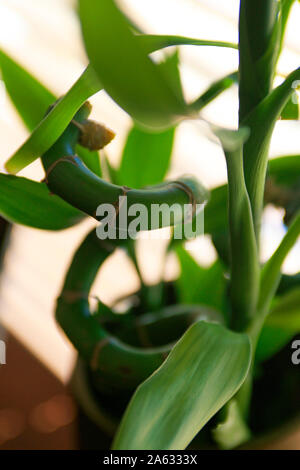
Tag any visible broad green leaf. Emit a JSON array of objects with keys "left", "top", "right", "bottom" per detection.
[
  {"left": 212, "top": 400, "right": 251, "bottom": 449},
  {"left": 3, "top": 24, "right": 238, "bottom": 173},
  {"left": 1, "top": 51, "right": 101, "bottom": 176},
  {"left": 118, "top": 126, "right": 174, "bottom": 188},
  {"left": 256, "top": 288, "right": 300, "bottom": 362},
  {"left": 175, "top": 245, "right": 226, "bottom": 313},
  {"left": 118, "top": 52, "right": 180, "bottom": 188},
  {"left": 0, "top": 174, "right": 84, "bottom": 230},
  {"left": 79, "top": 0, "right": 188, "bottom": 130},
  {"left": 0, "top": 49, "right": 55, "bottom": 130},
  {"left": 5, "top": 65, "right": 101, "bottom": 174},
  {"left": 113, "top": 321, "right": 251, "bottom": 450},
  {"left": 204, "top": 184, "right": 228, "bottom": 235}
]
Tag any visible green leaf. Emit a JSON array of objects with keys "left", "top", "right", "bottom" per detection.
[
  {"left": 242, "top": 66, "right": 300, "bottom": 232},
  {"left": 258, "top": 211, "right": 300, "bottom": 316},
  {"left": 78, "top": 0, "right": 188, "bottom": 130},
  {"left": 0, "top": 49, "right": 55, "bottom": 131},
  {"left": 175, "top": 246, "right": 226, "bottom": 312},
  {"left": 0, "top": 174, "right": 84, "bottom": 230},
  {"left": 112, "top": 321, "right": 251, "bottom": 450},
  {"left": 279, "top": 1, "right": 297, "bottom": 52},
  {"left": 139, "top": 34, "right": 238, "bottom": 54},
  {"left": 117, "top": 52, "right": 181, "bottom": 188},
  {"left": 268, "top": 154, "right": 300, "bottom": 186},
  {"left": 1, "top": 50, "right": 102, "bottom": 176},
  {"left": 256, "top": 288, "right": 300, "bottom": 362},
  {"left": 191, "top": 72, "right": 238, "bottom": 112},
  {"left": 204, "top": 184, "right": 228, "bottom": 235},
  {"left": 118, "top": 126, "right": 174, "bottom": 188},
  {"left": 5, "top": 65, "right": 101, "bottom": 174}
]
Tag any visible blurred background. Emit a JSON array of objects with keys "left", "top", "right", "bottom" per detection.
[{"left": 0, "top": 0, "right": 299, "bottom": 449}]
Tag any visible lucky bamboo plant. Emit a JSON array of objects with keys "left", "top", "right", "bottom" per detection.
[{"left": 0, "top": 0, "right": 299, "bottom": 450}]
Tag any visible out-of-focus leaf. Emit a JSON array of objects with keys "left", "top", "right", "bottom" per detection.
[
  {"left": 256, "top": 288, "right": 300, "bottom": 362},
  {"left": 118, "top": 52, "right": 180, "bottom": 188},
  {"left": 5, "top": 65, "right": 101, "bottom": 174},
  {"left": 175, "top": 245, "right": 226, "bottom": 312},
  {"left": 191, "top": 72, "right": 238, "bottom": 111},
  {"left": 268, "top": 154, "right": 300, "bottom": 186},
  {"left": 278, "top": 272, "right": 300, "bottom": 294},
  {"left": 79, "top": 0, "right": 188, "bottom": 130},
  {"left": 279, "top": 0, "right": 297, "bottom": 52},
  {"left": 0, "top": 49, "right": 55, "bottom": 131},
  {"left": 280, "top": 94, "right": 299, "bottom": 119},
  {"left": 0, "top": 51, "right": 101, "bottom": 177},
  {"left": 101, "top": 154, "right": 119, "bottom": 185},
  {"left": 118, "top": 126, "right": 174, "bottom": 188},
  {"left": 156, "top": 50, "right": 184, "bottom": 102},
  {"left": 139, "top": 34, "right": 238, "bottom": 54},
  {"left": 212, "top": 400, "right": 251, "bottom": 449},
  {"left": 258, "top": 212, "right": 300, "bottom": 315},
  {"left": 204, "top": 184, "right": 228, "bottom": 235},
  {"left": 76, "top": 145, "right": 101, "bottom": 177},
  {"left": 0, "top": 174, "right": 84, "bottom": 230},
  {"left": 113, "top": 321, "right": 251, "bottom": 450},
  {"left": 255, "top": 326, "right": 293, "bottom": 363}
]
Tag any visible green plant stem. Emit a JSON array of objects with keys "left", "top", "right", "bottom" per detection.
[
  {"left": 57, "top": 230, "right": 171, "bottom": 392},
  {"left": 239, "top": 0, "right": 280, "bottom": 122},
  {"left": 41, "top": 106, "right": 209, "bottom": 231},
  {"left": 237, "top": 212, "right": 300, "bottom": 416},
  {"left": 224, "top": 147, "right": 259, "bottom": 330}
]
